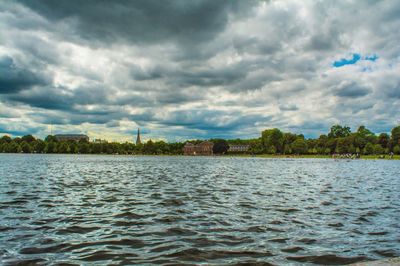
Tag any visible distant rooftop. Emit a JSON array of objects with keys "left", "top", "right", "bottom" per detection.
[
  {"left": 54, "top": 134, "right": 89, "bottom": 141},
  {"left": 55, "top": 134, "right": 88, "bottom": 137}
]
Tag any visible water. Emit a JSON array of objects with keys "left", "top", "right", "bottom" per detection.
[{"left": 0, "top": 154, "right": 399, "bottom": 265}]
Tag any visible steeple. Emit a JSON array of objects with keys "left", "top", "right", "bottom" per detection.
[{"left": 136, "top": 128, "right": 141, "bottom": 145}]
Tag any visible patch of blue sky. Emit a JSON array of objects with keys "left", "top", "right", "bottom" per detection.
[
  {"left": 364, "top": 54, "right": 378, "bottom": 61},
  {"left": 333, "top": 53, "right": 361, "bottom": 67},
  {"left": 333, "top": 53, "right": 378, "bottom": 68}
]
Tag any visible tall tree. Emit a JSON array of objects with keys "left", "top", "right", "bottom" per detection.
[
  {"left": 21, "top": 135, "right": 36, "bottom": 143},
  {"left": 0, "top": 135, "right": 12, "bottom": 143},
  {"left": 391, "top": 126, "right": 400, "bottom": 146},
  {"left": 328, "top": 124, "right": 351, "bottom": 138},
  {"left": 262, "top": 128, "right": 284, "bottom": 153},
  {"left": 378, "top": 133, "right": 390, "bottom": 149},
  {"left": 45, "top": 135, "right": 58, "bottom": 142},
  {"left": 20, "top": 141, "right": 32, "bottom": 153},
  {"left": 291, "top": 138, "right": 308, "bottom": 154},
  {"left": 58, "top": 142, "right": 70, "bottom": 153},
  {"left": 34, "top": 140, "right": 46, "bottom": 153}
]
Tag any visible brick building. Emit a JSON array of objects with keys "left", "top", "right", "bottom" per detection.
[
  {"left": 55, "top": 134, "right": 89, "bottom": 142},
  {"left": 183, "top": 141, "right": 214, "bottom": 156}
]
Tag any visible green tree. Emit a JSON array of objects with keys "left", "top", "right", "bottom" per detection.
[
  {"left": 324, "top": 148, "right": 331, "bottom": 154},
  {"left": 69, "top": 143, "right": 78, "bottom": 154},
  {"left": 283, "top": 132, "right": 297, "bottom": 147},
  {"left": 291, "top": 138, "right": 308, "bottom": 154},
  {"left": 79, "top": 138, "right": 89, "bottom": 144},
  {"left": 91, "top": 143, "right": 103, "bottom": 154},
  {"left": 0, "top": 135, "right": 12, "bottom": 143},
  {"left": 364, "top": 142, "right": 374, "bottom": 155},
  {"left": 353, "top": 133, "right": 367, "bottom": 150},
  {"left": 373, "top": 144, "right": 384, "bottom": 155},
  {"left": 154, "top": 141, "right": 169, "bottom": 155},
  {"left": 57, "top": 142, "right": 70, "bottom": 153},
  {"left": 262, "top": 128, "right": 283, "bottom": 153},
  {"left": 378, "top": 133, "right": 390, "bottom": 149},
  {"left": 21, "top": 135, "right": 36, "bottom": 143},
  {"left": 357, "top": 125, "right": 374, "bottom": 137},
  {"left": 335, "top": 138, "right": 349, "bottom": 154},
  {"left": 326, "top": 138, "right": 337, "bottom": 152},
  {"left": 393, "top": 145, "right": 400, "bottom": 155},
  {"left": 143, "top": 140, "right": 156, "bottom": 154},
  {"left": 45, "top": 135, "right": 58, "bottom": 142},
  {"left": 5, "top": 142, "right": 21, "bottom": 153},
  {"left": 391, "top": 126, "right": 400, "bottom": 146},
  {"left": 45, "top": 141, "right": 57, "bottom": 153},
  {"left": 328, "top": 124, "right": 351, "bottom": 138},
  {"left": 348, "top": 145, "right": 356, "bottom": 153},
  {"left": 34, "top": 140, "right": 46, "bottom": 153},
  {"left": 267, "top": 145, "right": 277, "bottom": 154},
  {"left": 20, "top": 141, "right": 32, "bottom": 153},
  {"left": 357, "top": 125, "right": 377, "bottom": 144},
  {"left": 79, "top": 143, "right": 90, "bottom": 154},
  {"left": 283, "top": 145, "right": 292, "bottom": 154},
  {"left": 249, "top": 139, "right": 263, "bottom": 154}
]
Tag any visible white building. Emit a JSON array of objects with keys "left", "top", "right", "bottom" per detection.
[{"left": 228, "top": 144, "right": 250, "bottom": 152}]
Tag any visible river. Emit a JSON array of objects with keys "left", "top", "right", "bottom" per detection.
[{"left": 0, "top": 154, "right": 399, "bottom": 265}]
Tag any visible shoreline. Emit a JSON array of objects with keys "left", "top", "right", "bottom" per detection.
[
  {"left": 252, "top": 154, "right": 400, "bottom": 160},
  {"left": 1, "top": 153, "right": 399, "bottom": 160}
]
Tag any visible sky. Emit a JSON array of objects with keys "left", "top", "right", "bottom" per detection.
[{"left": 1, "top": 0, "right": 400, "bottom": 142}]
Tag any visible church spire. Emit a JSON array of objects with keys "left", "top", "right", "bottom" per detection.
[{"left": 136, "top": 128, "right": 141, "bottom": 145}]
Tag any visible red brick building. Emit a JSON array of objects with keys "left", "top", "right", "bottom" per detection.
[{"left": 183, "top": 141, "right": 214, "bottom": 156}]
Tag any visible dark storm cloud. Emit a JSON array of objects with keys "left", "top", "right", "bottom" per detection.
[
  {"left": 153, "top": 90, "right": 204, "bottom": 105},
  {"left": 333, "top": 100, "right": 375, "bottom": 116},
  {"left": 0, "top": 121, "right": 44, "bottom": 136},
  {"left": 1, "top": 0, "right": 400, "bottom": 139},
  {"left": 0, "top": 56, "right": 49, "bottom": 94},
  {"left": 29, "top": 107, "right": 156, "bottom": 127},
  {"left": 130, "top": 64, "right": 164, "bottom": 81},
  {"left": 32, "top": 112, "right": 119, "bottom": 126},
  {"left": 290, "top": 121, "right": 330, "bottom": 131},
  {"left": 384, "top": 83, "right": 400, "bottom": 99},
  {"left": 159, "top": 109, "right": 271, "bottom": 132},
  {"left": 173, "top": 66, "right": 248, "bottom": 87},
  {"left": 233, "top": 36, "right": 282, "bottom": 55},
  {"left": 333, "top": 82, "right": 372, "bottom": 98},
  {"left": 19, "top": 0, "right": 255, "bottom": 45},
  {"left": 10, "top": 35, "right": 61, "bottom": 65},
  {"left": 7, "top": 85, "right": 109, "bottom": 111}
]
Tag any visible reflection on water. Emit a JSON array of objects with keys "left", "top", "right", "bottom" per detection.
[{"left": 0, "top": 154, "right": 399, "bottom": 265}]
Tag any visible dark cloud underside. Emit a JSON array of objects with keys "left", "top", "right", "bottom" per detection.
[{"left": 0, "top": 0, "right": 399, "bottom": 140}]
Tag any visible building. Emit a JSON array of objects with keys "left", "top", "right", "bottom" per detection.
[
  {"left": 55, "top": 134, "right": 89, "bottom": 142},
  {"left": 136, "top": 128, "right": 141, "bottom": 145},
  {"left": 183, "top": 141, "right": 214, "bottom": 156},
  {"left": 228, "top": 144, "right": 250, "bottom": 152},
  {"left": 93, "top": 139, "right": 107, "bottom": 144}
]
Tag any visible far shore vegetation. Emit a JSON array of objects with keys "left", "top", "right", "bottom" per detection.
[{"left": 1, "top": 124, "right": 400, "bottom": 159}]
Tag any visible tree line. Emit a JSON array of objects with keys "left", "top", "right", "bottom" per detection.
[
  {"left": 1, "top": 124, "right": 400, "bottom": 155},
  {"left": 0, "top": 135, "right": 185, "bottom": 155},
  {"left": 255, "top": 125, "right": 400, "bottom": 155}
]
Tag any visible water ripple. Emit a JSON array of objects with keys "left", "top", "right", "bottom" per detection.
[{"left": 0, "top": 154, "right": 399, "bottom": 265}]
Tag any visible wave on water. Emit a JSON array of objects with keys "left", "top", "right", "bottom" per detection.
[{"left": 0, "top": 154, "right": 399, "bottom": 265}]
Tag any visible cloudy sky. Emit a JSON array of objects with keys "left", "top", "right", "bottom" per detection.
[{"left": 1, "top": 0, "right": 399, "bottom": 142}]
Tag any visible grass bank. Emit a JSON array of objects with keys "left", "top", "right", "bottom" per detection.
[{"left": 225, "top": 154, "right": 400, "bottom": 160}]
